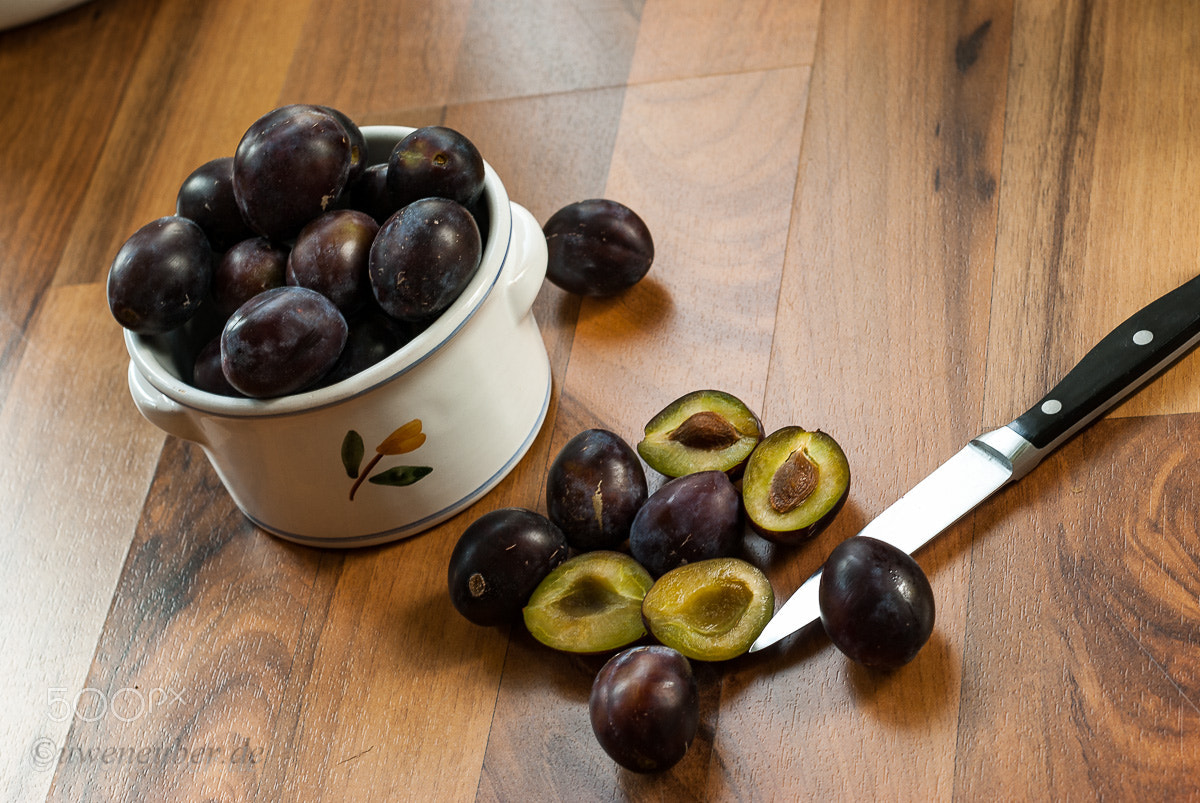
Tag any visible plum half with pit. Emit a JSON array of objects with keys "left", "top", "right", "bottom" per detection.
[
  {"left": 542, "top": 199, "right": 653, "bottom": 296},
  {"left": 628, "top": 470, "right": 743, "bottom": 578},
  {"left": 637, "top": 389, "right": 764, "bottom": 478},
  {"left": 741, "top": 426, "right": 850, "bottom": 544},
  {"left": 522, "top": 551, "right": 653, "bottom": 654},
  {"left": 546, "top": 429, "right": 648, "bottom": 552},
  {"left": 818, "top": 536, "right": 935, "bottom": 670},
  {"left": 447, "top": 508, "right": 569, "bottom": 627},
  {"left": 589, "top": 645, "right": 699, "bottom": 773},
  {"left": 641, "top": 558, "right": 774, "bottom": 662}
]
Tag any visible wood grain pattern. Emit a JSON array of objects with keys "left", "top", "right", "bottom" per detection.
[
  {"left": 0, "top": 285, "right": 165, "bottom": 803},
  {"left": 986, "top": 0, "right": 1200, "bottom": 425},
  {"left": 5, "top": 0, "right": 1200, "bottom": 799},
  {"left": 54, "top": 0, "right": 316, "bottom": 288},
  {"left": 713, "top": 2, "right": 1011, "bottom": 799},
  {"left": 956, "top": 415, "right": 1200, "bottom": 798}
]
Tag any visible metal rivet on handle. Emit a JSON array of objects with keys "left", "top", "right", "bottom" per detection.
[
  {"left": 1133, "top": 329, "right": 1154, "bottom": 346},
  {"left": 1041, "top": 399, "right": 1063, "bottom": 415}
]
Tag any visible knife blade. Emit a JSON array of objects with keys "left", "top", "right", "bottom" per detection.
[{"left": 749, "top": 270, "right": 1200, "bottom": 652}]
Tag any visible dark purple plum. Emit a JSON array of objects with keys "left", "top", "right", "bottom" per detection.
[
  {"left": 212, "top": 236, "right": 289, "bottom": 317},
  {"left": 386, "top": 125, "right": 485, "bottom": 209},
  {"left": 191, "top": 336, "right": 242, "bottom": 397},
  {"left": 818, "top": 536, "right": 936, "bottom": 671},
  {"left": 232, "top": 104, "right": 354, "bottom": 241},
  {"left": 628, "top": 470, "right": 743, "bottom": 577},
  {"left": 589, "top": 645, "right": 699, "bottom": 773},
  {"left": 368, "top": 197, "right": 482, "bottom": 322},
  {"left": 286, "top": 209, "right": 379, "bottom": 315},
  {"left": 107, "top": 216, "right": 213, "bottom": 334},
  {"left": 447, "top": 508, "right": 569, "bottom": 627},
  {"left": 315, "top": 104, "right": 367, "bottom": 184},
  {"left": 175, "top": 157, "right": 255, "bottom": 251},
  {"left": 543, "top": 199, "right": 653, "bottom": 296},
  {"left": 220, "top": 286, "right": 348, "bottom": 398},
  {"left": 346, "top": 163, "right": 399, "bottom": 224},
  {"left": 546, "top": 429, "right": 648, "bottom": 552},
  {"left": 319, "top": 310, "right": 415, "bottom": 386}
]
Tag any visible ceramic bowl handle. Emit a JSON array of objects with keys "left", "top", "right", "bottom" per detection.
[
  {"left": 504, "top": 202, "right": 549, "bottom": 321},
  {"left": 127, "top": 362, "right": 207, "bottom": 445}
]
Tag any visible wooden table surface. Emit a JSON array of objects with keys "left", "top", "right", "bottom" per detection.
[{"left": 4, "top": 0, "right": 1200, "bottom": 800}]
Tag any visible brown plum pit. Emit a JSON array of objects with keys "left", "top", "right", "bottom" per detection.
[
  {"left": 769, "top": 448, "right": 819, "bottom": 513},
  {"left": 668, "top": 410, "right": 742, "bottom": 450}
]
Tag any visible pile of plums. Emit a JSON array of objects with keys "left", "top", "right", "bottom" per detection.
[
  {"left": 107, "top": 104, "right": 655, "bottom": 400},
  {"left": 448, "top": 387, "right": 935, "bottom": 773}
]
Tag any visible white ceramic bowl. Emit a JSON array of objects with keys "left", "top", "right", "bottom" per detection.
[{"left": 125, "top": 126, "right": 551, "bottom": 547}]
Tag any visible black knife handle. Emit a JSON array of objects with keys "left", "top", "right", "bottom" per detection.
[{"left": 1009, "top": 272, "right": 1200, "bottom": 452}]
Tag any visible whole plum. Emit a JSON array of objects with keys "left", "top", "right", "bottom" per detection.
[
  {"left": 589, "top": 645, "right": 699, "bottom": 773},
  {"left": 175, "top": 157, "right": 255, "bottom": 251},
  {"left": 287, "top": 209, "right": 379, "bottom": 315},
  {"left": 191, "top": 336, "right": 242, "bottom": 397},
  {"left": 232, "top": 104, "right": 355, "bottom": 241},
  {"left": 448, "top": 508, "right": 568, "bottom": 627},
  {"left": 319, "top": 310, "right": 415, "bottom": 386},
  {"left": 107, "top": 216, "right": 213, "bottom": 335},
  {"left": 818, "top": 536, "right": 935, "bottom": 670},
  {"left": 628, "top": 470, "right": 743, "bottom": 577},
  {"left": 546, "top": 429, "right": 648, "bottom": 552},
  {"left": 220, "top": 286, "right": 348, "bottom": 398},
  {"left": 346, "top": 163, "right": 398, "bottom": 224},
  {"left": 386, "top": 125, "right": 485, "bottom": 209},
  {"left": 368, "top": 197, "right": 482, "bottom": 322},
  {"left": 542, "top": 199, "right": 653, "bottom": 296},
  {"left": 212, "top": 236, "right": 289, "bottom": 317}
]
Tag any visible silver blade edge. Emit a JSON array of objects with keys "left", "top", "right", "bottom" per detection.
[{"left": 749, "top": 425, "right": 1037, "bottom": 652}]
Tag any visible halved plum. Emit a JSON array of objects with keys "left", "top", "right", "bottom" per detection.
[
  {"left": 742, "top": 426, "right": 850, "bottom": 544},
  {"left": 636, "top": 390, "right": 764, "bottom": 478},
  {"left": 641, "top": 558, "right": 774, "bottom": 662},
  {"left": 522, "top": 551, "right": 654, "bottom": 654}
]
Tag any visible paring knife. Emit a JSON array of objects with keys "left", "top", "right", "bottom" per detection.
[{"left": 749, "top": 271, "right": 1200, "bottom": 652}]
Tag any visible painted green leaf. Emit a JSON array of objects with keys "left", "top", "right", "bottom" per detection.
[
  {"left": 341, "top": 430, "right": 365, "bottom": 479},
  {"left": 367, "top": 466, "right": 433, "bottom": 487}
]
